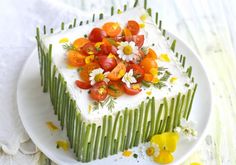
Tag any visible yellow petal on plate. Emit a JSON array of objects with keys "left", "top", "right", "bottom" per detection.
[
  {"left": 139, "top": 23, "right": 145, "bottom": 28},
  {"left": 122, "top": 150, "right": 132, "bottom": 157},
  {"left": 151, "top": 132, "right": 179, "bottom": 152},
  {"left": 190, "top": 162, "right": 202, "bottom": 165},
  {"left": 160, "top": 54, "right": 171, "bottom": 62},
  {"left": 56, "top": 140, "right": 69, "bottom": 151},
  {"left": 140, "top": 14, "right": 148, "bottom": 21},
  {"left": 59, "top": 37, "right": 69, "bottom": 43},
  {"left": 153, "top": 150, "right": 174, "bottom": 164},
  {"left": 46, "top": 121, "right": 59, "bottom": 131},
  {"left": 117, "top": 9, "right": 122, "bottom": 14},
  {"left": 146, "top": 91, "right": 152, "bottom": 96},
  {"left": 170, "top": 77, "right": 178, "bottom": 84}
]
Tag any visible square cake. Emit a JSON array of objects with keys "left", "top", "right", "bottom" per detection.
[{"left": 36, "top": 6, "right": 197, "bottom": 162}]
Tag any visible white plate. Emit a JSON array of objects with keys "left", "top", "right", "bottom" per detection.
[{"left": 17, "top": 32, "right": 212, "bottom": 165}]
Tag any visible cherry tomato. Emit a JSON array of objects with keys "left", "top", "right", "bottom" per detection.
[
  {"left": 102, "top": 22, "right": 122, "bottom": 37},
  {"left": 123, "top": 83, "right": 142, "bottom": 95},
  {"left": 67, "top": 50, "right": 86, "bottom": 67},
  {"left": 99, "top": 44, "right": 118, "bottom": 55},
  {"left": 123, "top": 28, "right": 132, "bottom": 37},
  {"left": 89, "top": 28, "right": 107, "bottom": 42},
  {"left": 73, "top": 38, "right": 90, "bottom": 50},
  {"left": 81, "top": 42, "right": 98, "bottom": 55},
  {"left": 127, "top": 20, "right": 140, "bottom": 35},
  {"left": 127, "top": 64, "right": 144, "bottom": 83},
  {"left": 143, "top": 73, "right": 154, "bottom": 82},
  {"left": 107, "top": 81, "right": 124, "bottom": 97},
  {"left": 140, "top": 57, "right": 158, "bottom": 73},
  {"left": 79, "top": 62, "right": 100, "bottom": 82},
  {"left": 107, "top": 62, "right": 126, "bottom": 81},
  {"left": 89, "top": 81, "right": 108, "bottom": 101},
  {"left": 75, "top": 80, "right": 92, "bottom": 89},
  {"left": 98, "top": 56, "right": 117, "bottom": 72},
  {"left": 146, "top": 48, "right": 157, "bottom": 59},
  {"left": 124, "top": 35, "right": 144, "bottom": 48}
]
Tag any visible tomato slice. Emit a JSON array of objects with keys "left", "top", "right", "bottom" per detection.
[
  {"left": 140, "top": 57, "right": 158, "bottom": 73},
  {"left": 108, "top": 81, "right": 124, "bottom": 97},
  {"left": 98, "top": 56, "right": 117, "bottom": 72},
  {"left": 107, "top": 62, "right": 126, "bottom": 81},
  {"left": 81, "top": 42, "right": 98, "bottom": 55},
  {"left": 89, "top": 81, "right": 108, "bottom": 101},
  {"left": 75, "top": 80, "right": 92, "bottom": 89},
  {"left": 143, "top": 73, "right": 154, "bottom": 82},
  {"left": 67, "top": 50, "right": 86, "bottom": 67},
  {"left": 123, "top": 83, "right": 142, "bottom": 95},
  {"left": 73, "top": 38, "right": 90, "bottom": 50},
  {"left": 89, "top": 28, "right": 107, "bottom": 42},
  {"left": 124, "top": 35, "right": 144, "bottom": 48},
  {"left": 127, "top": 20, "right": 140, "bottom": 35},
  {"left": 102, "top": 22, "right": 122, "bottom": 37},
  {"left": 146, "top": 48, "right": 157, "bottom": 59},
  {"left": 79, "top": 62, "right": 100, "bottom": 82},
  {"left": 98, "top": 44, "right": 118, "bottom": 56},
  {"left": 127, "top": 64, "right": 144, "bottom": 83},
  {"left": 123, "top": 28, "right": 132, "bottom": 37}
]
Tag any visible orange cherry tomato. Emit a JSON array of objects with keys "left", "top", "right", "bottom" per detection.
[
  {"left": 107, "top": 81, "right": 124, "bottom": 97},
  {"left": 146, "top": 48, "right": 157, "bottom": 59},
  {"left": 127, "top": 20, "right": 140, "bottom": 35},
  {"left": 123, "top": 28, "right": 132, "bottom": 37},
  {"left": 79, "top": 62, "right": 100, "bottom": 82},
  {"left": 67, "top": 50, "right": 86, "bottom": 67},
  {"left": 102, "top": 22, "right": 122, "bottom": 37},
  {"left": 72, "top": 38, "right": 90, "bottom": 50},
  {"left": 143, "top": 73, "right": 154, "bottom": 82},
  {"left": 107, "top": 62, "right": 126, "bottom": 81},
  {"left": 102, "top": 38, "right": 112, "bottom": 46},
  {"left": 75, "top": 80, "right": 92, "bottom": 89},
  {"left": 140, "top": 57, "right": 158, "bottom": 73}
]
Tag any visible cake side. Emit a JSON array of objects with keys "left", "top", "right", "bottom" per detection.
[{"left": 36, "top": 6, "right": 197, "bottom": 162}]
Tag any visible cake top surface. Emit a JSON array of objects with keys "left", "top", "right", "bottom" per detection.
[{"left": 42, "top": 7, "right": 193, "bottom": 122}]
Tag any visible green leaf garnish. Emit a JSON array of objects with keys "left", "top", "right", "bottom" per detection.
[
  {"left": 160, "top": 71, "right": 171, "bottom": 81},
  {"left": 154, "top": 81, "right": 166, "bottom": 89},
  {"left": 141, "top": 80, "right": 151, "bottom": 87},
  {"left": 62, "top": 43, "right": 76, "bottom": 51}
]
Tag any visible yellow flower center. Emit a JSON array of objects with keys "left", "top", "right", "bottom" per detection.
[
  {"left": 146, "top": 147, "right": 155, "bottom": 156},
  {"left": 123, "top": 45, "right": 133, "bottom": 55},
  {"left": 122, "top": 150, "right": 132, "bottom": 157},
  {"left": 94, "top": 73, "right": 104, "bottom": 82}
]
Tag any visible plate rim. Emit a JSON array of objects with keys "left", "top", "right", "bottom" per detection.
[{"left": 16, "top": 29, "right": 212, "bottom": 165}]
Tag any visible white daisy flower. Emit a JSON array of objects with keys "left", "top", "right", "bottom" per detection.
[
  {"left": 122, "top": 69, "right": 137, "bottom": 88},
  {"left": 174, "top": 118, "right": 198, "bottom": 141},
  {"left": 117, "top": 41, "right": 138, "bottom": 62},
  {"left": 144, "top": 142, "right": 159, "bottom": 159},
  {"left": 89, "top": 68, "right": 110, "bottom": 85}
]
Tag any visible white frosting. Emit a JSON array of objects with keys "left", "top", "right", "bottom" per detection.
[{"left": 41, "top": 7, "right": 194, "bottom": 124}]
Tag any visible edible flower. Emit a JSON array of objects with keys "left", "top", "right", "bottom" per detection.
[
  {"left": 146, "top": 143, "right": 159, "bottom": 157},
  {"left": 122, "top": 69, "right": 137, "bottom": 88},
  {"left": 89, "top": 68, "right": 110, "bottom": 85},
  {"left": 56, "top": 140, "right": 69, "bottom": 151},
  {"left": 174, "top": 118, "right": 198, "bottom": 141},
  {"left": 160, "top": 54, "right": 171, "bottom": 62},
  {"left": 148, "top": 132, "right": 179, "bottom": 164},
  {"left": 59, "top": 37, "right": 69, "bottom": 43},
  {"left": 122, "top": 150, "right": 132, "bottom": 157},
  {"left": 46, "top": 121, "right": 59, "bottom": 132},
  {"left": 117, "top": 41, "right": 138, "bottom": 62}
]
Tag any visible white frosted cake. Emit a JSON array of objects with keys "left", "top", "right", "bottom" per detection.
[{"left": 36, "top": 6, "right": 197, "bottom": 162}]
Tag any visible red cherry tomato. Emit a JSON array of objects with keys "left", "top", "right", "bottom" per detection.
[
  {"left": 89, "top": 28, "right": 107, "bottom": 42},
  {"left": 127, "top": 64, "right": 144, "bottom": 83},
  {"left": 81, "top": 42, "right": 98, "bottom": 55},
  {"left": 89, "top": 81, "right": 108, "bottom": 101},
  {"left": 100, "top": 44, "right": 118, "bottom": 55},
  {"left": 123, "top": 83, "right": 142, "bottom": 95},
  {"left": 127, "top": 20, "right": 140, "bottom": 35},
  {"left": 107, "top": 81, "right": 124, "bottom": 97},
  {"left": 124, "top": 35, "right": 144, "bottom": 48},
  {"left": 98, "top": 56, "right": 117, "bottom": 72},
  {"left": 75, "top": 80, "right": 92, "bottom": 89}
]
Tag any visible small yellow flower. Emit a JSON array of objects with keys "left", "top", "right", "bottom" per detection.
[
  {"left": 117, "top": 9, "right": 122, "bottom": 14},
  {"left": 190, "top": 162, "right": 202, "bottom": 165},
  {"left": 160, "top": 54, "right": 171, "bottom": 62},
  {"left": 140, "top": 14, "right": 148, "bottom": 21},
  {"left": 146, "top": 147, "right": 155, "bottom": 156},
  {"left": 170, "top": 77, "right": 178, "bottom": 84},
  {"left": 146, "top": 91, "right": 152, "bottom": 96},
  {"left": 85, "top": 55, "right": 94, "bottom": 64},
  {"left": 56, "top": 140, "right": 69, "bottom": 151},
  {"left": 59, "top": 37, "right": 69, "bottom": 43},
  {"left": 122, "top": 150, "right": 132, "bottom": 157},
  {"left": 46, "top": 122, "right": 59, "bottom": 131},
  {"left": 139, "top": 23, "right": 145, "bottom": 28},
  {"left": 95, "top": 42, "right": 103, "bottom": 49}
]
